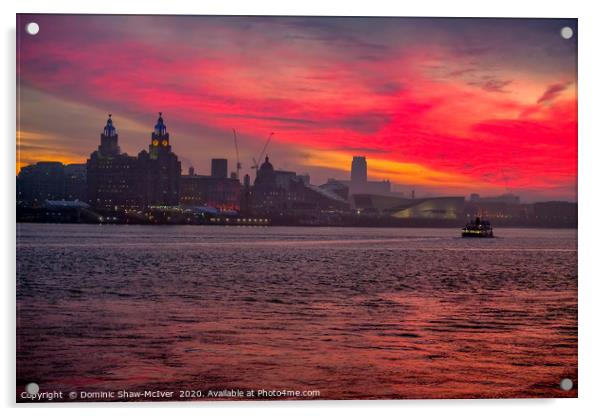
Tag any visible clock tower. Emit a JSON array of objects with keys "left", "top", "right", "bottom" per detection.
[
  {"left": 149, "top": 112, "right": 171, "bottom": 159},
  {"left": 138, "top": 112, "right": 181, "bottom": 207}
]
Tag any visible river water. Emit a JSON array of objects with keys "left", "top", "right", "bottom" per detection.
[{"left": 16, "top": 224, "right": 577, "bottom": 400}]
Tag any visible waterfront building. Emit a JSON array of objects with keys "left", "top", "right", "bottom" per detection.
[
  {"left": 351, "top": 156, "right": 367, "bottom": 185},
  {"left": 86, "top": 115, "right": 141, "bottom": 209},
  {"left": 87, "top": 113, "right": 181, "bottom": 210},
  {"left": 533, "top": 201, "right": 577, "bottom": 227},
  {"left": 345, "top": 156, "right": 392, "bottom": 196},
  {"left": 465, "top": 193, "right": 525, "bottom": 222},
  {"left": 470, "top": 193, "right": 520, "bottom": 204},
  {"left": 320, "top": 179, "right": 349, "bottom": 200},
  {"left": 17, "top": 161, "right": 66, "bottom": 205},
  {"left": 251, "top": 156, "right": 349, "bottom": 216},
  {"left": 17, "top": 161, "right": 87, "bottom": 206},
  {"left": 64, "top": 163, "right": 87, "bottom": 201},
  {"left": 180, "top": 171, "right": 241, "bottom": 211},
  {"left": 137, "top": 113, "right": 181, "bottom": 207},
  {"left": 297, "top": 173, "right": 310, "bottom": 185},
  {"left": 210, "top": 158, "right": 228, "bottom": 179},
  {"left": 353, "top": 194, "right": 465, "bottom": 219}
]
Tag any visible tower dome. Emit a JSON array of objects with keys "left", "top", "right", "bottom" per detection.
[
  {"left": 154, "top": 112, "right": 167, "bottom": 136},
  {"left": 103, "top": 113, "right": 116, "bottom": 137},
  {"left": 260, "top": 155, "right": 274, "bottom": 172}
]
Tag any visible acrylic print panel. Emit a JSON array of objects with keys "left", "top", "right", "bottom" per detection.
[{"left": 16, "top": 14, "right": 577, "bottom": 402}]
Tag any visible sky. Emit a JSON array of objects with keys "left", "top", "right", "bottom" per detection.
[{"left": 16, "top": 15, "right": 577, "bottom": 201}]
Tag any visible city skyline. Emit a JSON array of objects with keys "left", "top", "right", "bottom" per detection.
[{"left": 17, "top": 15, "right": 577, "bottom": 202}]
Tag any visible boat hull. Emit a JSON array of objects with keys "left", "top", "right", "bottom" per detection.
[{"left": 462, "top": 230, "right": 494, "bottom": 238}]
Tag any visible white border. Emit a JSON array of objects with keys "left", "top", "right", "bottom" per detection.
[{"left": 3, "top": 1, "right": 601, "bottom": 415}]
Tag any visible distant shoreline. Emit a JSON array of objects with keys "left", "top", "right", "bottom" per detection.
[{"left": 15, "top": 221, "right": 578, "bottom": 230}]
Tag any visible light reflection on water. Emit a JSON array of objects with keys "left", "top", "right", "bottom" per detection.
[{"left": 17, "top": 224, "right": 577, "bottom": 400}]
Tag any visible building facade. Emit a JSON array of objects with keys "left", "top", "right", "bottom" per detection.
[
  {"left": 351, "top": 156, "right": 367, "bottom": 185},
  {"left": 251, "top": 156, "right": 349, "bottom": 216},
  {"left": 17, "top": 161, "right": 66, "bottom": 205},
  {"left": 210, "top": 158, "right": 228, "bottom": 179},
  {"left": 180, "top": 174, "right": 241, "bottom": 210},
  {"left": 347, "top": 156, "right": 391, "bottom": 196},
  {"left": 137, "top": 113, "right": 181, "bottom": 207},
  {"left": 86, "top": 113, "right": 181, "bottom": 210},
  {"left": 86, "top": 115, "right": 141, "bottom": 209},
  {"left": 64, "top": 163, "right": 87, "bottom": 201}
]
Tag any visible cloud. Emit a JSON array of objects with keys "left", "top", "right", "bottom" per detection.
[
  {"left": 466, "top": 76, "right": 513, "bottom": 93},
  {"left": 479, "top": 79, "right": 513, "bottom": 93},
  {"left": 537, "top": 82, "right": 572, "bottom": 104},
  {"left": 16, "top": 14, "right": 577, "bottom": 199}
]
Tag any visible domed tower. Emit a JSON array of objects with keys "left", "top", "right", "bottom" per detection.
[
  {"left": 87, "top": 113, "right": 141, "bottom": 210},
  {"left": 260, "top": 156, "right": 274, "bottom": 172},
  {"left": 98, "top": 114, "right": 120, "bottom": 157},
  {"left": 254, "top": 155, "right": 276, "bottom": 187},
  {"left": 149, "top": 112, "right": 171, "bottom": 159},
  {"left": 139, "top": 112, "right": 181, "bottom": 207}
]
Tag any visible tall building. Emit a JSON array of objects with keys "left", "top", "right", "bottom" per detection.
[
  {"left": 347, "top": 156, "right": 391, "bottom": 197},
  {"left": 351, "top": 156, "right": 367, "bottom": 185},
  {"left": 86, "top": 115, "right": 140, "bottom": 209},
  {"left": 137, "top": 113, "right": 182, "bottom": 207},
  {"left": 254, "top": 156, "right": 276, "bottom": 189},
  {"left": 87, "top": 113, "right": 181, "bottom": 210},
  {"left": 211, "top": 158, "right": 228, "bottom": 179},
  {"left": 97, "top": 114, "right": 120, "bottom": 156}
]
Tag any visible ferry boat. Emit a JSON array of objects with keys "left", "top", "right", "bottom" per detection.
[{"left": 462, "top": 217, "right": 494, "bottom": 238}]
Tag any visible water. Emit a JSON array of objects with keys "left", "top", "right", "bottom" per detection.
[{"left": 16, "top": 224, "right": 578, "bottom": 400}]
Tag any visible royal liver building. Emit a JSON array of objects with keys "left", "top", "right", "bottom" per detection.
[{"left": 86, "top": 113, "right": 181, "bottom": 210}]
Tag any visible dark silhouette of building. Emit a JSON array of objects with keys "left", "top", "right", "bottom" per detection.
[
  {"left": 465, "top": 193, "right": 526, "bottom": 222},
  {"left": 297, "top": 174, "right": 310, "bottom": 185},
  {"left": 533, "top": 201, "right": 577, "bottom": 227},
  {"left": 470, "top": 193, "right": 520, "bottom": 204},
  {"left": 347, "top": 156, "right": 391, "bottom": 196},
  {"left": 180, "top": 166, "right": 241, "bottom": 211},
  {"left": 86, "top": 115, "right": 141, "bottom": 209},
  {"left": 17, "top": 161, "right": 66, "bottom": 205},
  {"left": 137, "top": 113, "right": 181, "bottom": 207},
  {"left": 251, "top": 155, "right": 348, "bottom": 216},
  {"left": 252, "top": 156, "right": 277, "bottom": 212},
  {"left": 17, "top": 115, "right": 578, "bottom": 228},
  {"left": 17, "top": 161, "right": 87, "bottom": 206},
  {"left": 351, "top": 156, "right": 367, "bottom": 185},
  {"left": 87, "top": 113, "right": 181, "bottom": 210},
  {"left": 64, "top": 163, "right": 87, "bottom": 201},
  {"left": 320, "top": 179, "right": 349, "bottom": 200},
  {"left": 240, "top": 173, "right": 252, "bottom": 215},
  {"left": 211, "top": 158, "right": 228, "bottom": 179}
]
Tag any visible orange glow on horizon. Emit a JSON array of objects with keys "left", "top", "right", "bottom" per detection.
[
  {"left": 303, "top": 150, "right": 503, "bottom": 193},
  {"left": 15, "top": 15, "right": 578, "bottom": 200}
]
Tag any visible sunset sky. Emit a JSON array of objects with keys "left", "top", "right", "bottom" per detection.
[{"left": 16, "top": 15, "right": 577, "bottom": 201}]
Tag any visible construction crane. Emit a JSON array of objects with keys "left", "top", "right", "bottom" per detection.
[
  {"left": 232, "top": 128, "right": 241, "bottom": 180},
  {"left": 251, "top": 132, "right": 274, "bottom": 174}
]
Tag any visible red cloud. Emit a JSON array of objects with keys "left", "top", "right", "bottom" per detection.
[
  {"left": 537, "top": 82, "right": 572, "bottom": 104},
  {"left": 16, "top": 14, "right": 578, "bottom": 200}
]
